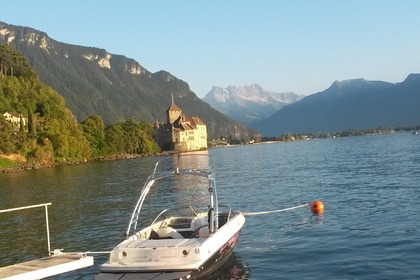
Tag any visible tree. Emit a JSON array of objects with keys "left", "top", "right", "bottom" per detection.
[
  {"left": 0, "top": 117, "right": 15, "bottom": 154},
  {"left": 19, "top": 114, "right": 25, "bottom": 134},
  {"left": 80, "top": 115, "right": 107, "bottom": 158},
  {"left": 105, "top": 123, "right": 125, "bottom": 155},
  {"left": 105, "top": 119, "right": 160, "bottom": 155},
  {"left": 27, "top": 106, "right": 36, "bottom": 135}
]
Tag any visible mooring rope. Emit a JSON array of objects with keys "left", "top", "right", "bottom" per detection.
[{"left": 242, "top": 202, "right": 310, "bottom": 216}]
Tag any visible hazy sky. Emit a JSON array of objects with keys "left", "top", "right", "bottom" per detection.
[{"left": 1, "top": 0, "right": 420, "bottom": 97}]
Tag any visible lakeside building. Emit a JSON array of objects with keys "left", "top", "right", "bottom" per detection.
[
  {"left": 2, "top": 112, "right": 27, "bottom": 130},
  {"left": 154, "top": 98, "right": 207, "bottom": 152}
]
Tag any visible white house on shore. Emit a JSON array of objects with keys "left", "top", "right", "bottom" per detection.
[
  {"left": 2, "top": 112, "right": 27, "bottom": 129},
  {"left": 154, "top": 98, "right": 207, "bottom": 152}
]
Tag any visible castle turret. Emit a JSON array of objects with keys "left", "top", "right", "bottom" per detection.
[{"left": 166, "top": 94, "right": 182, "bottom": 124}]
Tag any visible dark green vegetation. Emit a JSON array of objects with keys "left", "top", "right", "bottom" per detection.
[
  {"left": 0, "top": 21, "right": 258, "bottom": 141},
  {"left": 81, "top": 116, "right": 159, "bottom": 158},
  {"left": 0, "top": 44, "right": 159, "bottom": 170}
]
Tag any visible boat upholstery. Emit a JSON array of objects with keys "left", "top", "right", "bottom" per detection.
[
  {"left": 155, "top": 226, "right": 184, "bottom": 239},
  {"left": 198, "top": 226, "right": 210, "bottom": 238}
]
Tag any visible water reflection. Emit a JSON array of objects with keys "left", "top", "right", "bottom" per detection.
[
  {"left": 0, "top": 209, "right": 49, "bottom": 265},
  {"left": 202, "top": 252, "right": 250, "bottom": 280}
]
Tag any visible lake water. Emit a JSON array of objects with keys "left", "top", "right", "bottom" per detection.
[{"left": 1, "top": 132, "right": 420, "bottom": 279}]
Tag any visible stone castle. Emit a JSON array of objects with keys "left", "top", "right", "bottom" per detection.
[{"left": 154, "top": 98, "right": 207, "bottom": 152}]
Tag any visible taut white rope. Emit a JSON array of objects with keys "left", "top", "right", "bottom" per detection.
[{"left": 242, "top": 202, "right": 310, "bottom": 216}]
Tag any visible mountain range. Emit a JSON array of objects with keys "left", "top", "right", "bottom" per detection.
[
  {"left": 203, "top": 84, "right": 302, "bottom": 125},
  {"left": 255, "top": 75, "right": 420, "bottom": 136},
  {"left": 2, "top": 21, "right": 419, "bottom": 139},
  {"left": 0, "top": 21, "right": 258, "bottom": 140}
]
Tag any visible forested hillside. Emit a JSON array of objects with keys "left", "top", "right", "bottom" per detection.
[
  {"left": 0, "top": 21, "right": 258, "bottom": 141},
  {"left": 0, "top": 44, "right": 159, "bottom": 170}
]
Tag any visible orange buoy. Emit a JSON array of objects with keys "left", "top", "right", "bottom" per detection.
[{"left": 310, "top": 200, "right": 324, "bottom": 214}]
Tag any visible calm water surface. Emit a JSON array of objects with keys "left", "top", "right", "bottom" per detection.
[{"left": 1, "top": 133, "right": 420, "bottom": 279}]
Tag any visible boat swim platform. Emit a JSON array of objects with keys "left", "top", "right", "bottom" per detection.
[{"left": 0, "top": 252, "right": 94, "bottom": 280}]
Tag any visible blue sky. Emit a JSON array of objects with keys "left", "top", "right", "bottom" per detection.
[{"left": 1, "top": 0, "right": 420, "bottom": 97}]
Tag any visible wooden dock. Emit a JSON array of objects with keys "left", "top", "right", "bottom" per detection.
[
  {"left": 0, "top": 252, "right": 93, "bottom": 280},
  {"left": 1, "top": 203, "right": 94, "bottom": 279}
]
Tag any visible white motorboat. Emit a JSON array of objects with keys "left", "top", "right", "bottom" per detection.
[{"left": 96, "top": 154, "right": 245, "bottom": 280}]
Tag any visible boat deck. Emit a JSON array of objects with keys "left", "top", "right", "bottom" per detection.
[
  {"left": 0, "top": 253, "right": 93, "bottom": 280},
  {"left": 124, "top": 237, "right": 206, "bottom": 248}
]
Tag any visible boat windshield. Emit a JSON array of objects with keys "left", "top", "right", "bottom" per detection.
[{"left": 126, "top": 154, "right": 218, "bottom": 236}]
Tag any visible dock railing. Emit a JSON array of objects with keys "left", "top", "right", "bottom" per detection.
[
  {"left": 0, "top": 202, "right": 97, "bottom": 279},
  {"left": 0, "top": 202, "right": 53, "bottom": 253}
]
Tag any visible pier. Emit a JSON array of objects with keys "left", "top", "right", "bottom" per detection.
[
  {"left": 0, "top": 203, "right": 94, "bottom": 279},
  {"left": 0, "top": 252, "right": 93, "bottom": 280}
]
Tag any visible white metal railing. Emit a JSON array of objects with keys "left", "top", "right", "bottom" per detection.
[{"left": 0, "top": 202, "right": 52, "bottom": 252}]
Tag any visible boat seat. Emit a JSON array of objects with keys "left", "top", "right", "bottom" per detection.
[
  {"left": 155, "top": 226, "right": 184, "bottom": 239},
  {"left": 149, "top": 230, "right": 160, "bottom": 239},
  {"left": 198, "top": 226, "right": 210, "bottom": 238},
  {"left": 191, "top": 217, "right": 207, "bottom": 230}
]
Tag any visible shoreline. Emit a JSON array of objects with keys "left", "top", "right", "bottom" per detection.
[{"left": 0, "top": 152, "right": 169, "bottom": 174}]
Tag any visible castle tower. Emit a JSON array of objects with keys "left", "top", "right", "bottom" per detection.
[{"left": 166, "top": 94, "right": 182, "bottom": 124}]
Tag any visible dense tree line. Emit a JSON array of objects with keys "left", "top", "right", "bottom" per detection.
[
  {"left": 80, "top": 116, "right": 160, "bottom": 158},
  {"left": 0, "top": 44, "right": 160, "bottom": 169}
]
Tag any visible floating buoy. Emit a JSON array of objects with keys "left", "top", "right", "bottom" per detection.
[{"left": 310, "top": 200, "right": 324, "bottom": 214}]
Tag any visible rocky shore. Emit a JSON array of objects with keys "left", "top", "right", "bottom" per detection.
[{"left": 0, "top": 152, "right": 169, "bottom": 173}]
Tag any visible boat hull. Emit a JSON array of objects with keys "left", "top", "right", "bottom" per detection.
[
  {"left": 97, "top": 214, "right": 244, "bottom": 280},
  {"left": 194, "top": 229, "right": 241, "bottom": 279},
  {"left": 95, "top": 230, "right": 240, "bottom": 280}
]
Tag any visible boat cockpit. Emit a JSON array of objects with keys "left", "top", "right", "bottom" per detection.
[{"left": 132, "top": 205, "right": 240, "bottom": 241}]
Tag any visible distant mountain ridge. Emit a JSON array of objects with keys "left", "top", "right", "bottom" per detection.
[
  {"left": 255, "top": 75, "right": 420, "bottom": 136},
  {"left": 0, "top": 21, "right": 258, "bottom": 140},
  {"left": 203, "top": 84, "right": 302, "bottom": 125},
  {"left": 3, "top": 21, "right": 419, "bottom": 139}
]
